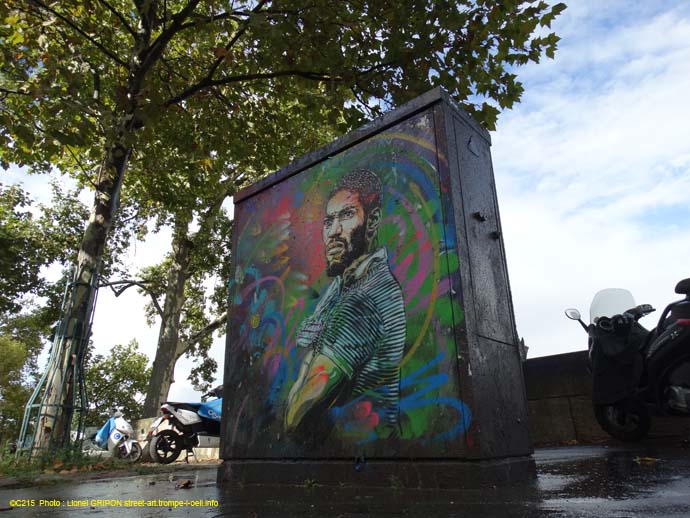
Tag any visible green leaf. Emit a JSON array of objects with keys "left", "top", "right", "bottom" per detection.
[{"left": 552, "top": 3, "right": 568, "bottom": 16}]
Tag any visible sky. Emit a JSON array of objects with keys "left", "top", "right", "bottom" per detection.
[
  {"left": 5, "top": 0, "right": 690, "bottom": 401},
  {"left": 491, "top": 0, "right": 690, "bottom": 358}
]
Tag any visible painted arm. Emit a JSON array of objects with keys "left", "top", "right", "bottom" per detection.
[{"left": 285, "top": 350, "right": 345, "bottom": 434}]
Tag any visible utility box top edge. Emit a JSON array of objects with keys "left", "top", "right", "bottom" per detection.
[{"left": 234, "top": 87, "right": 489, "bottom": 204}]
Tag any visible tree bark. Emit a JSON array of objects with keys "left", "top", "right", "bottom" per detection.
[
  {"left": 33, "top": 136, "right": 131, "bottom": 451},
  {"left": 142, "top": 215, "right": 193, "bottom": 416}
]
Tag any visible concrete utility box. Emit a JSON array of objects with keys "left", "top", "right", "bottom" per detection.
[{"left": 220, "top": 88, "right": 531, "bottom": 487}]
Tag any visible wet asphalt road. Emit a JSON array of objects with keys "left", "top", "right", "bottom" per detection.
[{"left": 1, "top": 442, "right": 689, "bottom": 517}]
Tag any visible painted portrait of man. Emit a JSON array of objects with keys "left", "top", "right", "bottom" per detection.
[{"left": 284, "top": 169, "right": 406, "bottom": 441}]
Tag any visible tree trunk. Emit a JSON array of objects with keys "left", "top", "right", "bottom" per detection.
[
  {"left": 142, "top": 215, "right": 193, "bottom": 416},
  {"left": 141, "top": 188, "right": 232, "bottom": 415},
  {"left": 33, "top": 137, "right": 131, "bottom": 451}
]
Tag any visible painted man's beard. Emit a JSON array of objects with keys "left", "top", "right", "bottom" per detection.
[{"left": 325, "top": 221, "right": 368, "bottom": 277}]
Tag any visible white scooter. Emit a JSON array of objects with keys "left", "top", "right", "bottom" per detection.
[
  {"left": 89, "top": 410, "right": 142, "bottom": 462},
  {"left": 147, "top": 386, "right": 222, "bottom": 464}
]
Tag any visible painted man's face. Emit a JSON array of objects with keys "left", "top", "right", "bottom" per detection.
[{"left": 323, "top": 190, "right": 368, "bottom": 276}]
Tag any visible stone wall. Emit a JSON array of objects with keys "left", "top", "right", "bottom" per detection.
[{"left": 523, "top": 351, "right": 689, "bottom": 444}]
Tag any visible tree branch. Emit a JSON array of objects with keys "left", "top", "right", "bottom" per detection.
[
  {"left": 100, "top": 279, "right": 164, "bottom": 319},
  {"left": 190, "top": 174, "right": 235, "bottom": 245},
  {"left": 94, "top": 0, "right": 137, "bottom": 38},
  {"left": 178, "top": 11, "right": 242, "bottom": 30},
  {"left": 132, "top": 0, "right": 157, "bottom": 36},
  {"left": 166, "top": 69, "right": 338, "bottom": 106},
  {"left": 196, "top": 0, "right": 269, "bottom": 92},
  {"left": 165, "top": 0, "right": 269, "bottom": 107},
  {"left": 0, "top": 87, "right": 31, "bottom": 96},
  {"left": 349, "top": 85, "right": 383, "bottom": 120},
  {"left": 161, "top": 57, "right": 191, "bottom": 83},
  {"left": 167, "top": 54, "right": 398, "bottom": 107},
  {"left": 136, "top": 0, "right": 202, "bottom": 86},
  {"left": 209, "top": 88, "right": 233, "bottom": 109},
  {"left": 194, "top": 313, "right": 227, "bottom": 343},
  {"left": 31, "top": 0, "right": 129, "bottom": 69},
  {"left": 64, "top": 145, "right": 91, "bottom": 180},
  {"left": 175, "top": 313, "right": 228, "bottom": 358}
]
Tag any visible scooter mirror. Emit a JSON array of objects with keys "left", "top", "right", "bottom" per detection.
[{"left": 565, "top": 308, "right": 582, "bottom": 321}]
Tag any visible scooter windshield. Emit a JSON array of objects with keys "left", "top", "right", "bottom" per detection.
[
  {"left": 94, "top": 417, "right": 116, "bottom": 448},
  {"left": 589, "top": 288, "right": 636, "bottom": 323}
]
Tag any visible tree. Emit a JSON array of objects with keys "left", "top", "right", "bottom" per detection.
[
  {"left": 0, "top": 335, "right": 32, "bottom": 448},
  {"left": 0, "top": 310, "right": 51, "bottom": 450},
  {"left": 136, "top": 212, "right": 231, "bottom": 416},
  {"left": 0, "top": 0, "right": 566, "bottom": 448},
  {"left": 0, "top": 183, "right": 49, "bottom": 314},
  {"left": 0, "top": 180, "right": 121, "bottom": 315},
  {"left": 83, "top": 340, "right": 151, "bottom": 427},
  {"left": 0, "top": 307, "right": 61, "bottom": 449}
]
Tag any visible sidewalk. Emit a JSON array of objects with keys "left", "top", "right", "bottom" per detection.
[{"left": 1, "top": 441, "right": 689, "bottom": 516}]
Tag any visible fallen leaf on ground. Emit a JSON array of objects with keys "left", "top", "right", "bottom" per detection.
[
  {"left": 633, "top": 456, "right": 659, "bottom": 464},
  {"left": 175, "top": 479, "right": 193, "bottom": 489}
]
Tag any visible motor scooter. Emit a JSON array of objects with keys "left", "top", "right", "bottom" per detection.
[
  {"left": 89, "top": 410, "right": 142, "bottom": 462},
  {"left": 565, "top": 278, "right": 690, "bottom": 440},
  {"left": 147, "top": 385, "right": 222, "bottom": 464}
]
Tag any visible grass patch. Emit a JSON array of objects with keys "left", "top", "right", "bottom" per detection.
[{"left": 0, "top": 446, "right": 135, "bottom": 483}]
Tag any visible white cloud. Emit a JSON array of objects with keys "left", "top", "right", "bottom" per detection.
[{"left": 493, "top": 2, "right": 690, "bottom": 357}]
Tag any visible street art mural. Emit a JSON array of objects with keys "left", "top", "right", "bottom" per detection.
[
  {"left": 226, "top": 109, "right": 472, "bottom": 457},
  {"left": 285, "top": 168, "right": 407, "bottom": 443}
]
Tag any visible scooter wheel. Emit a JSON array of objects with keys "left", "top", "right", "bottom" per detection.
[
  {"left": 594, "top": 401, "right": 651, "bottom": 441},
  {"left": 124, "top": 442, "right": 142, "bottom": 463},
  {"left": 114, "top": 441, "right": 142, "bottom": 463},
  {"left": 149, "top": 430, "right": 183, "bottom": 464}
]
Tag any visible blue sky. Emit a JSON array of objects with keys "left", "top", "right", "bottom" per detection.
[
  {"left": 6, "top": 1, "right": 690, "bottom": 400},
  {"left": 492, "top": 0, "right": 690, "bottom": 357}
]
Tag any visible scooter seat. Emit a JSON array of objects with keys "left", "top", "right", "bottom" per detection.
[{"left": 163, "top": 402, "right": 203, "bottom": 412}]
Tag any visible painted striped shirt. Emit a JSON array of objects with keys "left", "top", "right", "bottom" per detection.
[{"left": 296, "top": 247, "right": 406, "bottom": 435}]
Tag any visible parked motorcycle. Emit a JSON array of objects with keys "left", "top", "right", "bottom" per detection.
[
  {"left": 565, "top": 278, "right": 690, "bottom": 441},
  {"left": 89, "top": 410, "right": 142, "bottom": 462},
  {"left": 147, "top": 385, "right": 222, "bottom": 464}
]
